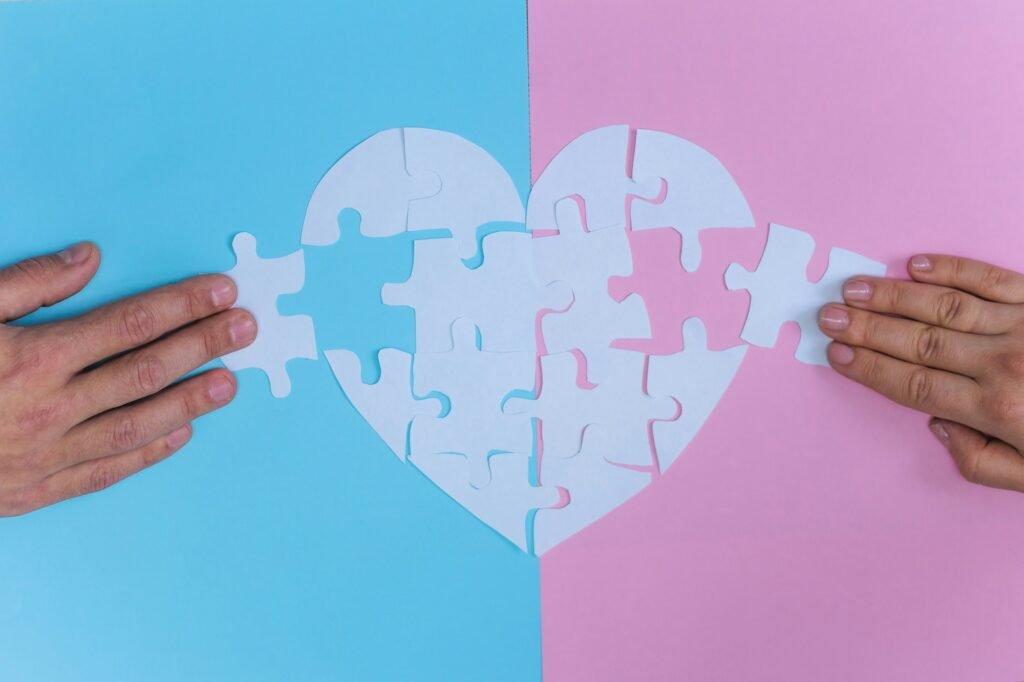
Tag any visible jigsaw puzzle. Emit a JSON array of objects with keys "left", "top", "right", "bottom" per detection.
[
  {"left": 381, "top": 231, "right": 570, "bottom": 354},
  {"left": 405, "top": 127, "right": 526, "bottom": 260},
  {"left": 221, "top": 232, "right": 317, "bottom": 398},
  {"left": 725, "top": 223, "right": 886, "bottom": 365},
  {"left": 646, "top": 318, "right": 747, "bottom": 471},
  {"left": 302, "top": 128, "right": 441, "bottom": 246},
  {"left": 325, "top": 347, "right": 443, "bottom": 460},
  {"left": 538, "top": 199, "right": 651, "bottom": 383},
  {"left": 526, "top": 124, "right": 661, "bottom": 233},
  {"left": 504, "top": 348, "right": 676, "bottom": 466},
  {"left": 410, "top": 318, "right": 536, "bottom": 489},
  {"left": 631, "top": 129, "right": 754, "bottom": 272}
]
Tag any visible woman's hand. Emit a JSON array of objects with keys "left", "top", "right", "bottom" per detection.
[
  {"left": 819, "top": 254, "right": 1024, "bottom": 492},
  {"left": 0, "top": 242, "right": 256, "bottom": 515}
]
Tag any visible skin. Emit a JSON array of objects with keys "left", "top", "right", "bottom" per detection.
[
  {"left": 0, "top": 242, "right": 256, "bottom": 516},
  {"left": 820, "top": 254, "right": 1024, "bottom": 493}
]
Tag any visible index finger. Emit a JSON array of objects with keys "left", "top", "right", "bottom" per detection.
[{"left": 53, "top": 274, "right": 237, "bottom": 368}]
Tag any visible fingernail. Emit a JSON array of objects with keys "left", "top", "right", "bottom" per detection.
[
  {"left": 229, "top": 315, "right": 257, "bottom": 345},
  {"left": 843, "top": 279, "right": 873, "bottom": 301},
  {"left": 208, "top": 375, "right": 235, "bottom": 403},
  {"left": 828, "top": 342, "right": 856, "bottom": 365},
  {"left": 910, "top": 255, "right": 933, "bottom": 272},
  {"left": 211, "top": 279, "right": 237, "bottom": 307},
  {"left": 57, "top": 242, "right": 91, "bottom": 265},
  {"left": 819, "top": 305, "right": 850, "bottom": 331},
  {"left": 930, "top": 420, "right": 950, "bottom": 444},
  {"left": 167, "top": 424, "right": 192, "bottom": 448}
]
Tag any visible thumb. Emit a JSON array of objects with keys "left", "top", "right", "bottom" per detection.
[
  {"left": 930, "top": 418, "right": 1024, "bottom": 493},
  {"left": 0, "top": 242, "right": 100, "bottom": 323}
]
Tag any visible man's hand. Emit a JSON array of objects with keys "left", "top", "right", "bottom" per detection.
[
  {"left": 819, "top": 254, "right": 1024, "bottom": 493},
  {"left": 0, "top": 242, "right": 256, "bottom": 515}
]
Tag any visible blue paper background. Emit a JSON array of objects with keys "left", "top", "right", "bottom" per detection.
[{"left": 0, "top": 2, "right": 539, "bottom": 680}]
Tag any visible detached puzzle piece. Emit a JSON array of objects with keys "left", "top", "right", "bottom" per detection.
[
  {"left": 412, "top": 450, "right": 562, "bottom": 552},
  {"left": 533, "top": 424, "right": 651, "bottom": 556},
  {"left": 725, "top": 223, "right": 886, "bottom": 365},
  {"left": 526, "top": 124, "right": 661, "bottom": 233},
  {"left": 382, "top": 231, "right": 570, "bottom": 354},
  {"left": 222, "top": 232, "right": 316, "bottom": 398},
  {"left": 325, "top": 348, "right": 443, "bottom": 460},
  {"left": 647, "top": 318, "right": 747, "bottom": 472},
  {"left": 302, "top": 128, "right": 442, "bottom": 246},
  {"left": 405, "top": 128, "right": 526, "bottom": 260},
  {"left": 410, "top": 318, "right": 536, "bottom": 488},
  {"left": 631, "top": 129, "right": 754, "bottom": 272},
  {"left": 504, "top": 349, "right": 675, "bottom": 466}
]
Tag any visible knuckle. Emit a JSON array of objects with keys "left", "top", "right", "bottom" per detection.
[
  {"left": 935, "top": 291, "right": 965, "bottom": 327},
  {"left": 131, "top": 353, "right": 167, "bottom": 394},
  {"left": 986, "top": 392, "right": 1022, "bottom": 423},
  {"left": 83, "top": 464, "right": 122, "bottom": 496},
  {"left": 13, "top": 256, "right": 50, "bottom": 284},
  {"left": 118, "top": 302, "right": 158, "bottom": 345},
  {"left": 1001, "top": 350, "right": 1024, "bottom": 378},
  {"left": 884, "top": 282, "right": 907, "bottom": 310},
  {"left": 914, "top": 326, "right": 943, "bottom": 364},
  {"left": 956, "top": 449, "right": 986, "bottom": 485},
  {"left": 906, "top": 367, "right": 936, "bottom": 407},
  {"left": 952, "top": 257, "right": 970, "bottom": 282},
  {"left": 14, "top": 399, "right": 67, "bottom": 435},
  {"left": 200, "top": 327, "right": 224, "bottom": 359},
  {"left": 183, "top": 285, "right": 206, "bottom": 321},
  {"left": 980, "top": 264, "right": 1008, "bottom": 293},
  {"left": 110, "top": 414, "right": 145, "bottom": 452}
]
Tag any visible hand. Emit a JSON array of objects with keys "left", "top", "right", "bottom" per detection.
[
  {"left": 819, "top": 254, "right": 1024, "bottom": 493},
  {"left": 0, "top": 242, "right": 256, "bottom": 515}
]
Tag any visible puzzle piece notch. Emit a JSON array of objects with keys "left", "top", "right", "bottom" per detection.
[
  {"left": 382, "top": 231, "right": 570, "bottom": 354},
  {"left": 725, "top": 223, "right": 886, "bottom": 365},
  {"left": 302, "top": 128, "right": 442, "bottom": 247},
  {"left": 646, "top": 318, "right": 748, "bottom": 472},
  {"left": 405, "top": 128, "right": 526, "bottom": 261},
  {"left": 221, "top": 232, "right": 317, "bottom": 398},
  {"left": 325, "top": 348, "right": 443, "bottom": 460},
  {"left": 412, "top": 450, "right": 562, "bottom": 552},
  {"left": 630, "top": 129, "right": 754, "bottom": 272},
  {"left": 504, "top": 349, "right": 675, "bottom": 466},
  {"left": 410, "top": 318, "right": 536, "bottom": 489},
  {"left": 526, "top": 124, "right": 661, "bottom": 233},
  {"left": 533, "top": 423, "right": 651, "bottom": 556}
]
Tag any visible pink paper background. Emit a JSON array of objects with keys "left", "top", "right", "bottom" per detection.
[{"left": 529, "top": 1, "right": 1024, "bottom": 680}]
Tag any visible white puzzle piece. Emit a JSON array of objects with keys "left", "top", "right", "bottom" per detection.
[
  {"left": 532, "top": 198, "right": 634, "bottom": 291},
  {"left": 301, "top": 128, "right": 441, "bottom": 246},
  {"left": 405, "top": 128, "right": 526, "bottom": 260},
  {"left": 526, "top": 124, "right": 660, "bottom": 233},
  {"left": 647, "top": 318, "right": 748, "bottom": 472},
  {"left": 411, "top": 450, "right": 562, "bottom": 552},
  {"left": 410, "top": 319, "right": 536, "bottom": 489},
  {"left": 631, "top": 129, "right": 754, "bottom": 272},
  {"left": 325, "top": 348, "right": 443, "bottom": 460},
  {"left": 504, "top": 349, "right": 676, "bottom": 466},
  {"left": 725, "top": 223, "right": 886, "bottom": 365},
  {"left": 381, "top": 231, "right": 570, "bottom": 354},
  {"left": 222, "top": 232, "right": 316, "bottom": 398},
  {"left": 534, "top": 424, "right": 651, "bottom": 556}
]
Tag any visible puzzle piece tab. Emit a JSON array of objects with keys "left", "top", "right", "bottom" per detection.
[
  {"left": 412, "top": 450, "right": 562, "bottom": 552},
  {"left": 526, "top": 124, "right": 660, "bottom": 233},
  {"left": 325, "top": 348, "right": 443, "bottom": 460},
  {"left": 534, "top": 424, "right": 651, "bottom": 556},
  {"left": 405, "top": 128, "right": 526, "bottom": 260},
  {"left": 302, "top": 128, "right": 442, "bottom": 247},
  {"left": 504, "top": 349, "right": 675, "bottom": 466},
  {"left": 222, "top": 232, "right": 316, "bottom": 398},
  {"left": 410, "top": 318, "right": 536, "bottom": 488},
  {"left": 631, "top": 129, "right": 754, "bottom": 272},
  {"left": 725, "top": 223, "right": 886, "bottom": 365},
  {"left": 646, "top": 318, "right": 747, "bottom": 472}
]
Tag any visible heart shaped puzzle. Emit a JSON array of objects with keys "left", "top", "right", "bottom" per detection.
[{"left": 221, "top": 126, "right": 883, "bottom": 554}]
